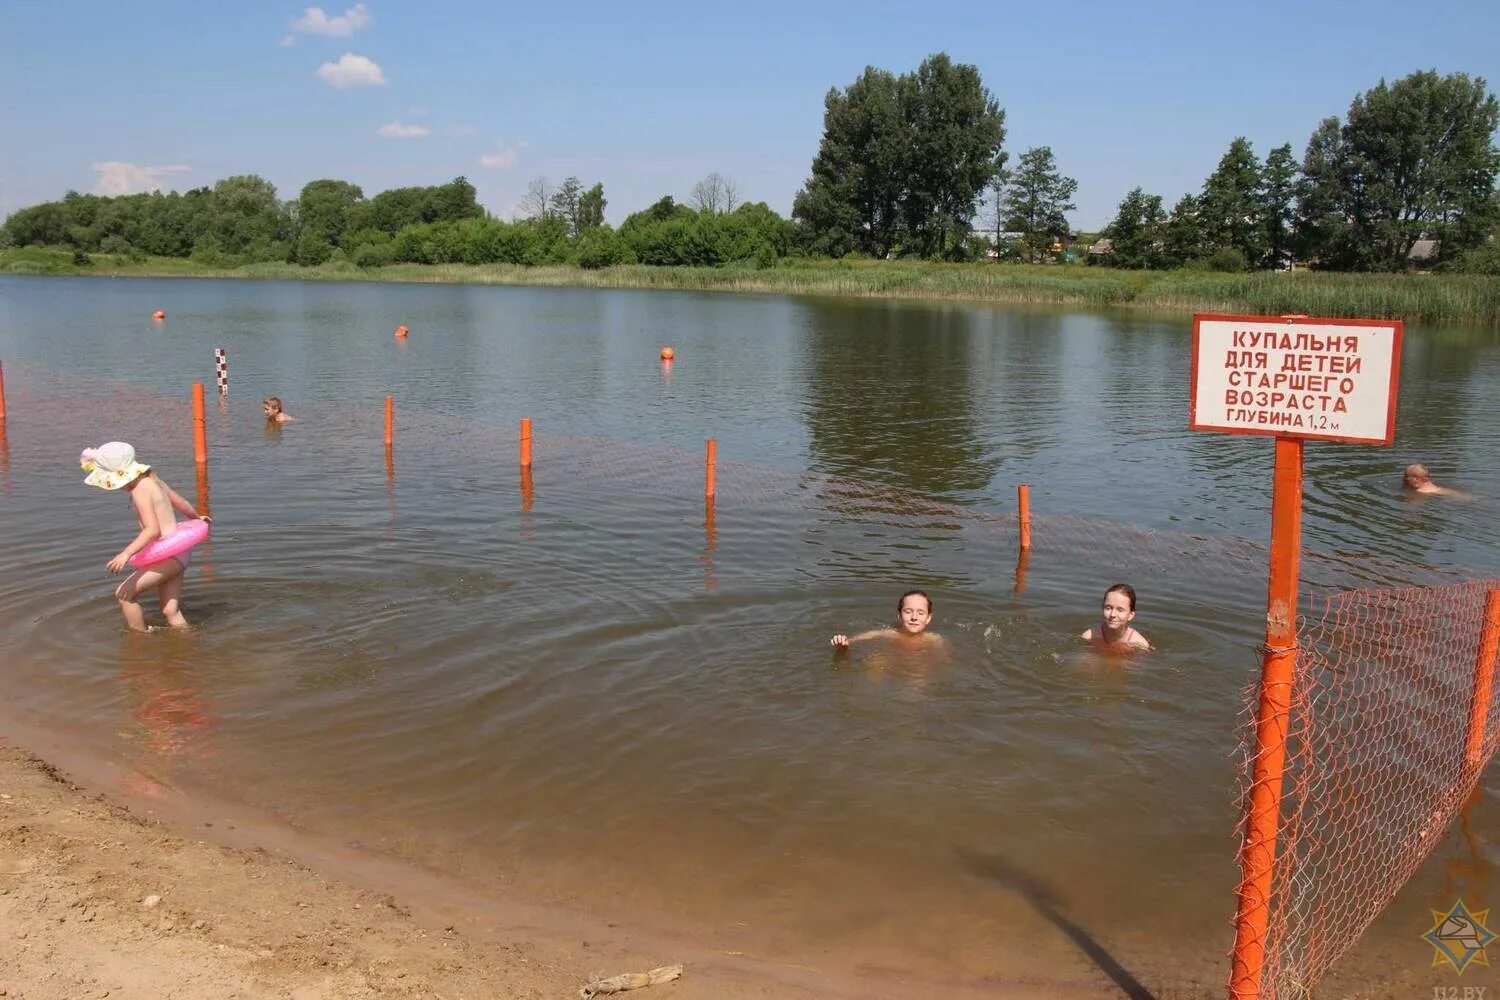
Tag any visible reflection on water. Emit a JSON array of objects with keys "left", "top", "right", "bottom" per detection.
[{"left": 1, "top": 275, "right": 1499, "bottom": 990}]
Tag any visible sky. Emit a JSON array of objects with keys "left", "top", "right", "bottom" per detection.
[{"left": 3, "top": 0, "right": 1499, "bottom": 231}]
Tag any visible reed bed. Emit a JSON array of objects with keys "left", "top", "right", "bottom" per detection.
[{"left": 5, "top": 248, "right": 1497, "bottom": 326}]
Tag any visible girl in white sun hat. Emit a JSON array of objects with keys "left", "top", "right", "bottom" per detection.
[{"left": 79, "top": 441, "right": 210, "bottom": 632}]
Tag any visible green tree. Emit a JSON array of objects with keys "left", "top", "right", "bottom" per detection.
[
  {"left": 794, "top": 54, "right": 1005, "bottom": 259},
  {"left": 793, "top": 66, "right": 906, "bottom": 257},
  {"left": 1198, "top": 137, "right": 1264, "bottom": 266},
  {"left": 1301, "top": 71, "right": 1500, "bottom": 270},
  {"left": 577, "top": 183, "right": 606, "bottom": 231},
  {"left": 207, "top": 175, "right": 288, "bottom": 260},
  {"left": 899, "top": 53, "right": 1007, "bottom": 259},
  {"left": 1002, "top": 146, "right": 1076, "bottom": 263},
  {"left": 1294, "top": 117, "right": 1352, "bottom": 265},
  {"left": 296, "top": 179, "right": 364, "bottom": 249},
  {"left": 1104, "top": 187, "right": 1168, "bottom": 268},
  {"left": 549, "top": 176, "right": 585, "bottom": 234},
  {"left": 1259, "top": 143, "right": 1297, "bottom": 269},
  {"left": 1163, "top": 194, "right": 1205, "bottom": 265}
]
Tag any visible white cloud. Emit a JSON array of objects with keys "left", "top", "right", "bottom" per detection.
[
  {"left": 446, "top": 124, "right": 479, "bottom": 138},
  {"left": 91, "top": 162, "right": 191, "bottom": 196},
  {"left": 479, "top": 140, "right": 520, "bottom": 169},
  {"left": 278, "top": 34, "right": 298, "bottom": 47},
  {"left": 376, "top": 120, "right": 430, "bottom": 139},
  {"left": 290, "top": 3, "right": 370, "bottom": 37},
  {"left": 315, "top": 53, "right": 386, "bottom": 89}
]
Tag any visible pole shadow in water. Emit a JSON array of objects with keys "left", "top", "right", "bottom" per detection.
[{"left": 954, "top": 847, "right": 1155, "bottom": 1000}]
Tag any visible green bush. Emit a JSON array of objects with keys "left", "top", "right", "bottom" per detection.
[{"left": 1205, "top": 248, "right": 1248, "bottom": 272}]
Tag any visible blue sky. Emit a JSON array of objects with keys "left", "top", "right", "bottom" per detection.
[{"left": 3, "top": 0, "right": 1498, "bottom": 230}]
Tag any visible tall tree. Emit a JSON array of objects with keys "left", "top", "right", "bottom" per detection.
[
  {"left": 1258, "top": 144, "right": 1297, "bottom": 268},
  {"left": 1293, "top": 117, "right": 1353, "bottom": 266},
  {"left": 296, "top": 179, "right": 364, "bottom": 250},
  {"left": 1002, "top": 146, "right": 1076, "bottom": 263},
  {"left": 576, "top": 183, "right": 606, "bottom": 231},
  {"left": 899, "top": 53, "right": 1007, "bottom": 259},
  {"left": 1105, "top": 187, "right": 1168, "bottom": 269},
  {"left": 691, "top": 173, "right": 738, "bottom": 214},
  {"left": 520, "top": 177, "right": 551, "bottom": 220},
  {"left": 1163, "top": 194, "right": 1206, "bottom": 265},
  {"left": 793, "top": 66, "right": 907, "bottom": 257},
  {"left": 794, "top": 54, "right": 1004, "bottom": 259},
  {"left": 1197, "top": 137, "right": 1264, "bottom": 266},
  {"left": 549, "top": 176, "right": 584, "bottom": 234},
  {"left": 1303, "top": 71, "right": 1500, "bottom": 270}
]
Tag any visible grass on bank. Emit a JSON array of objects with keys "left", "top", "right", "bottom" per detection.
[{"left": 4, "top": 246, "right": 1498, "bottom": 326}]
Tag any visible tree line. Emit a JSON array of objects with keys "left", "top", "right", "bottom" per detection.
[
  {"left": 1103, "top": 71, "right": 1500, "bottom": 273},
  {"left": 3, "top": 59, "right": 1496, "bottom": 274},
  {"left": 0, "top": 171, "right": 793, "bottom": 270}
]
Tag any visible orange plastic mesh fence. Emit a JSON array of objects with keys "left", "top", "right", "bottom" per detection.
[{"left": 1239, "top": 580, "right": 1500, "bottom": 998}]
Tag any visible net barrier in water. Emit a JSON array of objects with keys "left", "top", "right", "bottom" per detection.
[
  {"left": 5, "top": 365, "right": 1500, "bottom": 992},
  {"left": 1234, "top": 581, "right": 1500, "bottom": 999}
]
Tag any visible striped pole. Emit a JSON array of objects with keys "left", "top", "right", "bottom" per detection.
[{"left": 214, "top": 348, "right": 228, "bottom": 394}]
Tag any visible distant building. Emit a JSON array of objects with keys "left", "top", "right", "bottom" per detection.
[
  {"left": 1408, "top": 239, "right": 1441, "bottom": 265},
  {"left": 1088, "top": 238, "right": 1114, "bottom": 259}
]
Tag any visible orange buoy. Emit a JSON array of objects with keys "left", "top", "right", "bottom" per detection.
[
  {"left": 152, "top": 310, "right": 166, "bottom": 320},
  {"left": 660, "top": 346, "right": 675, "bottom": 360},
  {"left": 394, "top": 325, "right": 409, "bottom": 339}
]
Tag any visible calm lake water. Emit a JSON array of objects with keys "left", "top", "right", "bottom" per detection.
[{"left": 1, "top": 274, "right": 1499, "bottom": 995}]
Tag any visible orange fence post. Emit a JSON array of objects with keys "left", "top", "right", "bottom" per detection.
[
  {"left": 191, "top": 382, "right": 208, "bottom": 465},
  {"left": 1014, "top": 549, "right": 1030, "bottom": 594},
  {"left": 1017, "top": 483, "right": 1031, "bottom": 550},
  {"left": 384, "top": 396, "right": 394, "bottom": 448},
  {"left": 194, "top": 462, "right": 211, "bottom": 519},
  {"left": 705, "top": 438, "right": 717, "bottom": 498},
  {"left": 0, "top": 359, "right": 7, "bottom": 420},
  {"left": 1464, "top": 589, "right": 1500, "bottom": 768},
  {"left": 520, "top": 417, "right": 533, "bottom": 468},
  {"left": 520, "top": 466, "right": 534, "bottom": 512},
  {"left": 1230, "top": 435, "right": 1304, "bottom": 1000}
]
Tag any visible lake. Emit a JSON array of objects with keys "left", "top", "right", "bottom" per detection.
[{"left": 1, "top": 274, "right": 1498, "bottom": 995}]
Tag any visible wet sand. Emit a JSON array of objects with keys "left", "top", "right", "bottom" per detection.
[
  {"left": 1, "top": 723, "right": 1098, "bottom": 1000},
  {"left": 0, "top": 732, "right": 860, "bottom": 1000}
]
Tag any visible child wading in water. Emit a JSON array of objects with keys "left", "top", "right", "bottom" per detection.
[
  {"left": 1081, "top": 583, "right": 1152, "bottom": 652},
  {"left": 81, "top": 442, "right": 210, "bottom": 632},
  {"left": 830, "top": 590, "right": 948, "bottom": 651}
]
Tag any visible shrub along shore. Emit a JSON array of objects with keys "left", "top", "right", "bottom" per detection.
[{"left": 5, "top": 246, "right": 1499, "bottom": 327}]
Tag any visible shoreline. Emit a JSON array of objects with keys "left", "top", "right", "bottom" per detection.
[
  {"left": 0, "top": 711, "right": 1075, "bottom": 1000},
  {"left": 4, "top": 249, "right": 1498, "bottom": 326}
]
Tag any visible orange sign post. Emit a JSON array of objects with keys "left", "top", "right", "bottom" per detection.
[{"left": 1190, "top": 315, "right": 1402, "bottom": 1000}]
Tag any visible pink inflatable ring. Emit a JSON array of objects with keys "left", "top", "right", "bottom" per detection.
[{"left": 130, "top": 518, "right": 210, "bottom": 569}]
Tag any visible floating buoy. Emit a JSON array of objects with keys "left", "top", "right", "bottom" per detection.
[
  {"left": 152, "top": 310, "right": 166, "bottom": 320},
  {"left": 394, "top": 325, "right": 409, "bottom": 339},
  {"left": 660, "top": 346, "right": 675, "bottom": 360}
]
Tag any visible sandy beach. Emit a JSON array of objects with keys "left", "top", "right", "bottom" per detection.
[{"left": 0, "top": 735, "right": 875, "bottom": 1000}]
